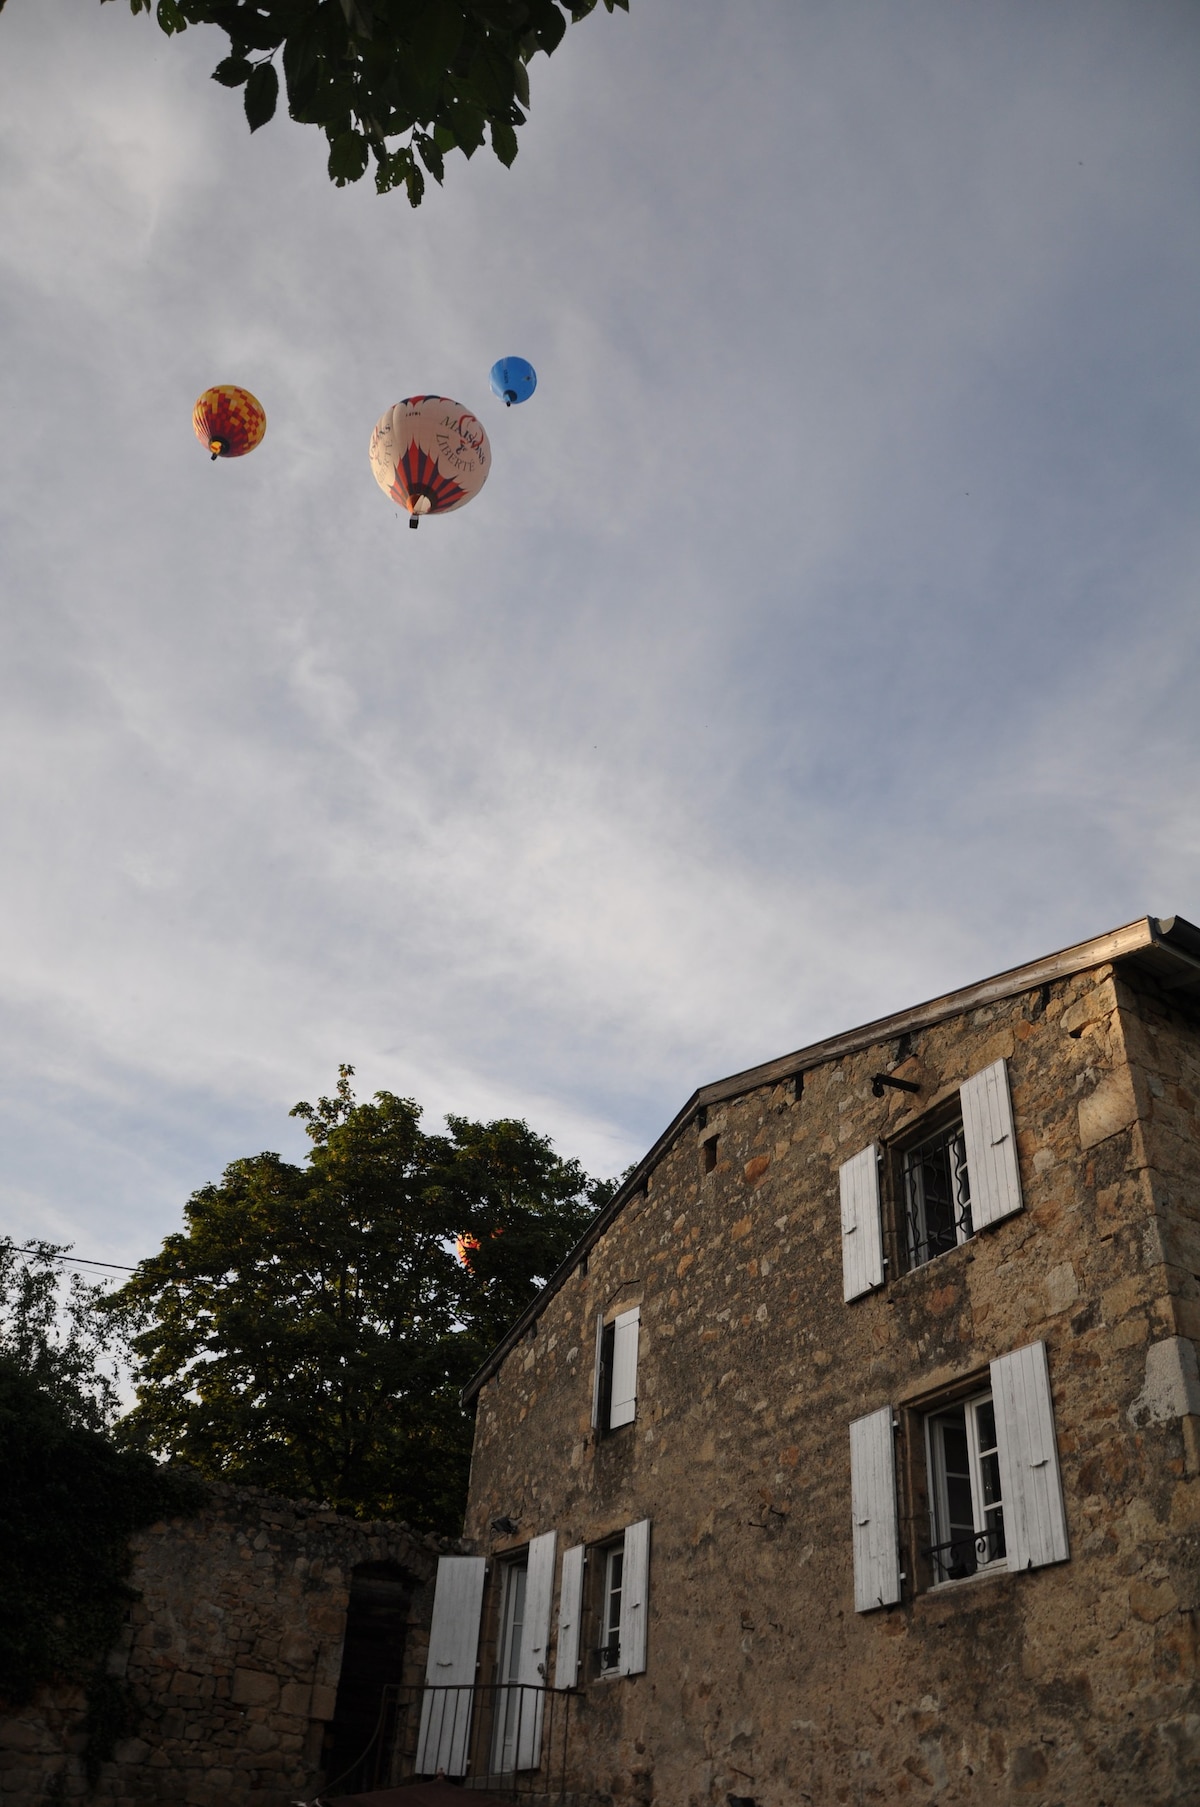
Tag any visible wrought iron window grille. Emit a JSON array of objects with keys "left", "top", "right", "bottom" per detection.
[{"left": 903, "top": 1119, "right": 973, "bottom": 1268}]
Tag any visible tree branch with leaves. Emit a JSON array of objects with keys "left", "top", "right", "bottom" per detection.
[{"left": 102, "top": 0, "right": 628, "bottom": 200}]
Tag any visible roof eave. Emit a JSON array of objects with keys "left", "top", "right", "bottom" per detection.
[{"left": 461, "top": 913, "right": 1198, "bottom": 1404}]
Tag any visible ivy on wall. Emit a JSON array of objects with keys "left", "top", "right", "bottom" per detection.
[{"left": 0, "top": 1358, "right": 203, "bottom": 1782}]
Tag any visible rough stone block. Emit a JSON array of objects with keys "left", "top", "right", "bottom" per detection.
[
  {"left": 231, "top": 1669, "right": 279, "bottom": 1709},
  {"left": 1078, "top": 1072, "right": 1138, "bottom": 1149},
  {"left": 279, "top": 1681, "right": 311, "bottom": 1718}
]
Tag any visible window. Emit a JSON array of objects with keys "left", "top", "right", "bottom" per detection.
[
  {"left": 598, "top": 1544, "right": 623, "bottom": 1673},
  {"left": 849, "top": 1342, "right": 1068, "bottom": 1614},
  {"left": 591, "top": 1306, "right": 639, "bottom": 1432},
  {"left": 902, "top": 1117, "right": 972, "bottom": 1268},
  {"left": 581, "top": 1521, "right": 650, "bottom": 1678},
  {"left": 839, "top": 1058, "right": 1024, "bottom": 1299},
  {"left": 924, "top": 1392, "right": 1005, "bottom": 1583}
]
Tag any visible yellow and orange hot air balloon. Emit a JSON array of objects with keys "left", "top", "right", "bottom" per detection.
[
  {"left": 193, "top": 385, "right": 267, "bottom": 462},
  {"left": 369, "top": 396, "right": 491, "bottom": 528},
  {"left": 455, "top": 1226, "right": 504, "bottom": 1271}
]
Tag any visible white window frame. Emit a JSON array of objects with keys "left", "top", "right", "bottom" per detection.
[
  {"left": 598, "top": 1542, "right": 624, "bottom": 1674},
  {"left": 924, "top": 1390, "right": 1006, "bottom": 1586}
]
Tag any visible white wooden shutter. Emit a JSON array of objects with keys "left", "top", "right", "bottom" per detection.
[
  {"left": 554, "top": 1545, "right": 585, "bottom": 1690},
  {"left": 417, "top": 1555, "right": 486, "bottom": 1774},
  {"left": 840, "top": 1145, "right": 884, "bottom": 1301},
  {"left": 849, "top": 1406, "right": 901, "bottom": 1612},
  {"left": 609, "top": 1307, "right": 640, "bottom": 1428},
  {"left": 590, "top": 1311, "right": 605, "bottom": 1429},
  {"left": 991, "top": 1341, "right": 1069, "bottom": 1572},
  {"left": 618, "top": 1519, "right": 651, "bottom": 1675},
  {"left": 513, "top": 1531, "right": 556, "bottom": 1768},
  {"left": 961, "top": 1059, "right": 1023, "bottom": 1230}
]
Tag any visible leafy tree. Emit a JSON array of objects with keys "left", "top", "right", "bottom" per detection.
[
  {"left": 0, "top": 1237, "right": 122, "bottom": 1432},
  {"left": 101, "top": 0, "right": 629, "bottom": 201},
  {"left": 0, "top": 1241, "right": 201, "bottom": 1775},
  {"left": 109, "top": 1067, "right": 602, "bottom": 1527}
]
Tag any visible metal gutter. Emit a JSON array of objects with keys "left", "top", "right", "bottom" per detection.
[{"left": 461, "top": 912, "right": 1198, "bottom": 1404}]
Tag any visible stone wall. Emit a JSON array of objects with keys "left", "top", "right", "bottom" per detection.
[
  {"left": 0, "top": 1482, "right": 458, "bottom": 1806},
  {"left": 464, "top": 962, "right": 1200, "bottom": 1806}
]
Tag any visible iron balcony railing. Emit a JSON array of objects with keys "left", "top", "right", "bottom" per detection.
[
  {"left": 332, "top": 1683, "right": 575, "bottom": 1802},
  {"left": 924, "top": 1521, "right": 1006, "bottom": 1584}
]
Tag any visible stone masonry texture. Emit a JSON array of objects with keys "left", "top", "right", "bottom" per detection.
[
  {"left": 0, "top": 1481, "right": 457, "bottom": 1806},
  {"left": 463, "top": 960, "right": 1200, "bottom": 1806}
]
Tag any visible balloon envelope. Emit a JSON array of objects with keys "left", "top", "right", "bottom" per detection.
[
  {"left": 369, "top": 396, "right": 491, "bottom": 523},
  {"left": 489, "top": 357, "right": 537, "bottom": 406},
  {"left": 193, "top": 386, "right": 266, "bottom": 459}
]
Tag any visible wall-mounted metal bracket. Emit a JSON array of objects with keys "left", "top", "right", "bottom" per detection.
[{"left": 871, "top": 1073, "right": 922, "bottom": 1097}]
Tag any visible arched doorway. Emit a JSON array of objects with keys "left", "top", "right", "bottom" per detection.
[{"left": 325, "top": 1561, "right": 416, "bottom": 1793}]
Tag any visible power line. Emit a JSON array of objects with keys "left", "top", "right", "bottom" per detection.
[{"left": 4, "top": 1242, "right": 137, "bottom": 1274}]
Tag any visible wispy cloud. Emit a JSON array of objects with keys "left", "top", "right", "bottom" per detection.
[{"left": 1, "top": 0, "right": 1198, "bottom": 1261}]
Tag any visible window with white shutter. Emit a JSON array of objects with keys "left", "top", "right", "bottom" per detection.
[
  {"left": 592, "top": 1306, "right": 640, "bottom": 1431},
  {"left": 916, "top": 1342, "right": 1068, "bottom": 1593},
  {"left": 897, "top": 1059, "right": 1023, "bottom": 1273},
  {"left": 609, "top": 1308, "right": 640, "bottom": 1428},
  {"left": 840, "top": 1145, "right": 884, "bottom": 1301},
  {"left": 554, "top": 1545, "right": 585, "bottom": 1690},
  {"left": 960, "top": 1059, "right": 1023, "bottom": 1231},
  {"left": 618, "top": 1519, "right": 651, "bottom": 1675},
  {"left": 416, "top": 1555, "right": 486, "bottom": 1775},
  {"left": 990, "top": 1341, "right": 1069, "bottom": 1571},
  {"left": 850, "top": 1407, "right": 901, "bottom": 1612}
]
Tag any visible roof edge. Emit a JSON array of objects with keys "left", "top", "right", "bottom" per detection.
[{"left": 461, "top": 913, "right": 1191, "bottom": 1404}]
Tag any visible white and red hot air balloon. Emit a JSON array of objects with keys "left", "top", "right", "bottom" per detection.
[{"left": 369, "top": 396, "right": 491, "bottom": 528}]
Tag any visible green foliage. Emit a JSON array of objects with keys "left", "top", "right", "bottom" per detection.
[
  {"left": 108, "top": 1068, "right": 602, "bottom": 1527},
  {"left": 0, "top": 1244, "right": 202, "bottom": 1772},
  {"left": 101, "top": 0, "right": 629, "bottom": 199},
  {"left": 0, "top": 1239, "right": 121, "bottom": 1432}
]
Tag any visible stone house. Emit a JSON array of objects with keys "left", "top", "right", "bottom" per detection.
[{"left": 427, "top": 914, "right": 1200, "bottom": 1806}]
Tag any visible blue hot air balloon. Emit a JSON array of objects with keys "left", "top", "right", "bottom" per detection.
[{"left": 489, "top": 356, "right": 537, "bottom": 407}]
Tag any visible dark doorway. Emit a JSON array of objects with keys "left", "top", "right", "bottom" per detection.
[{"left": 325, "top": 1562, "right": 416, "bottom": 1793}]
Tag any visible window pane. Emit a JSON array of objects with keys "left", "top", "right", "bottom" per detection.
[
  {"left": 904, "top": 1120, "right": 974, "bottom": 1268},
  {"left": 601, "top": 1547, "right": 623, "bottom": 1670}
]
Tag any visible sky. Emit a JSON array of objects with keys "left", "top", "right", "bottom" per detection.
[{"left": 1, "top": 0, "right": 1198, "bottom": 1269}]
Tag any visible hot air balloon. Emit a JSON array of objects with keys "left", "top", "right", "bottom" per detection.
[
  {"left": 193, "top": 386, "right": 266, "bottom": 461},
  {"left": 456, "top": 1226, "right": 504, "bottom": 1271},
  {"left": 489, "top": 356, "right": 537, "bottom": 407},
  {"left": 370, "top": 396, "right": 491, "bottom": 529}
]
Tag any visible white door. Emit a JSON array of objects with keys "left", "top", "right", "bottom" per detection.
[
  {"left": 514, "top": 1531, "right": 556, "bottom": 1769},
  {"left": 490, "top": 1559, "right": 527, "bottom": 1775},
  {"left": 416, "top": 1556, "right": 486, "bottom": 1775}
]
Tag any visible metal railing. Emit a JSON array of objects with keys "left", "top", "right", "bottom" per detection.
[
  {"left": 334, "top": 1683, "right": 575, "bottom": 1801},
  {"left": 924, "top": 1521, "right": 1005, "bottom": 1584}
]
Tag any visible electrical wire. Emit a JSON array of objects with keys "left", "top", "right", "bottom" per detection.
[{"left": 2, "top": 1241, "right": 137, "bottom": 1273}]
